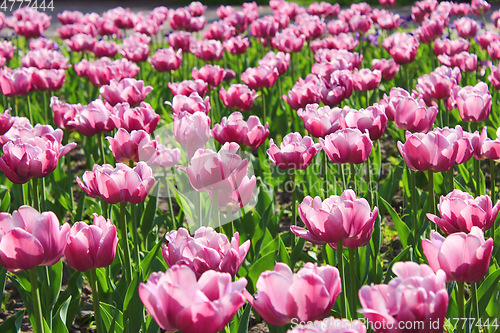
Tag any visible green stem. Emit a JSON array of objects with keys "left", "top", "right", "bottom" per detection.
[
  {"left": 339, "top": 164, "right": 347, "bottom": 191},
  {"left": 350, "top": 163, "right": 356, "bottom": 194},
  {"left": 348, "top": 248, "right": 357, "bottom": 319},
  {"left": 491, "top": 160, "right": 497, "bottom": 238},
  {"left": 428, "top": 170, "right": 435, "bottom": 230},
  {"left": 119, "top": 202, "right": 133, "bottom": 283},
  {"left": 410, "top": 170, "right": 419, "bottom": 253},
  {"left": 90, "top": 269, "right": 106, "bottom": 333},
  {"left": 164, "top": 169, "right": 176, "bottom": 229},
  {"left": 43, "top": 91, "right": 48, "bottom": 125},
  {"left": 32, "top": 178, "right": 39, "bottom": 212},
  {"left": 448, "top": 168, "right": 454, "bottom": 193},
  {"left": 366, "top": 159, "right": 373, "bottom": 205},
  {"left": 337, "top": 241, "right": 347, "bottom": 319},
  {"left": 471, "top": 282, "right": 480, "bottom": 333},
  {"left": 99, "top": 133, "right": 106, "bottom": 165},
  {"left": 27, "top": 94, "right": 33, "bottom": 125},
  {"left": 261, "top": 89, "right": 267, "bottom": 123},
  {"left": 29, "top": 268, "right": 45, "bottom": 333},
  {"left": 64, "top": 131, "right": 74, "bottom": 214},
  {"left": 212, "top": 191, "right": 220, "bottom": 228},
  {"left": 364, "top": 90, "right": 369, "bottom": 109},
  {"left": 322, "top": 151, "right": 328, "bottom": 198},
  {"left": 129, "top": 161, "right": 140, "bottom": 265},
  {"left": 291, "top": 170, "right": 297, "bottom": 247},
  {"left": 457, "top": 281, "right": 465, "bottom": 333}
]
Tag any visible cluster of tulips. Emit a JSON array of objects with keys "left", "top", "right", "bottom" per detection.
[{"left": 0, "top": 0, "right": 500, "bottom": 332}]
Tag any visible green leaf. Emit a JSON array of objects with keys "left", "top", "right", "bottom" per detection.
[
  {"left": 383, "top": 247, "right": 411, "bottom": 283},
  {"left": 0, "top": 310, "right": 24, "bottom": 333},
  {"left": 290, "top": 237, "right": 306, "bottom": 268},
  {"left": 381, "top": 197, "right": 411, "bottom": 248},
  {"left": 140, "top": 183, "right": 160, "bottom": 235},
  {"left": 100, "top": 302, "right": 124, "bottom": 333},
  {"left": 466, "top": 268, "right": 500, "bottom": 317},
  {"left": 1, "top": 190, "right": 11, "bottom": 212},
  {"left": 140, "top": 239, "right": 164, "bottom": 279},
  {"left": 51, "top": 296, "right": 71, "bottom": 333},
  {"left": 123, "top": 271, "right": 144, "bottom": 333},
  {"left": 278, "top": 235, "right": 290, "bottom": 266},
  {"left": 237, "top": 304, "right": 252, "bottom": 333},
  {"left": 247, "top": 251, "right": 276, "bottom": 293}
]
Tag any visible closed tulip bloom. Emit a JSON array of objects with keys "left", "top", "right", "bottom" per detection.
[
  {"left": 139, "top": 265, "right": 247, "bottom": 333},
  {"left": 258, "top": 51, "right": 290, "bottom": 76},
  {"left": 393, "top": 95, "right": 437, "bottom": 133},
  {"left": 267, "top": 132, "right": 320, "bottom": 169},
  {"left": 320, "top": 128, "right": 373, "bottom": 164},
  {"left": 454, "top": 17, "right": 478, "bottom": 39},
  {"left": 244, "top": 262, "right": 341, "bottom": 326},
  {"left": 111, "top": 102, "right": 159, "bottom": 134},
  {"left": 0, "top": 68, "right": 31, "bottom": 97},
  {"left": 488, "top": 65, "right": 500, "bottom": 89},
  {"left": 371, "top": 58, "right": 399, "bottom": 81},
  {"left": 100, "top": 78, "right": 153, "bottom": 107},
  {"left": 327, "top": 20, "right": 349, "bottom": 35},
  {"left": 398, "top": 130, "right": 458, "bottom": 172},
  {"left": 307, "top": 2, "right": 340, "bottom": 17},
  {"left": 423, "top": 227, "right": 493, "bottom": 283},
  {"left": 57, "top": 10, "right": 83, "bottom": 24},
  {"left": 120, "top": 42, "right": 150, "bottom": 63},
  {"left": 166, "top": 92, "right": 211, "bottom": 115},
  {"left": 30, "top": 69, "right": 65, "bottom": 92},
  {"left": 250, "top": 16, "right": 280, "bottom": 39},
  {"left": 359, "top": 261, "right": 448, "bottom": 333},
  {"left": 283, "top": 75, "right": 321, "bottom": 110},
  {"left": 343, "top": 104, "right": 388, "bottom": 141},
  {"left": 92, "top": 40, "right": 118, "bottom": 58},
  {"left": 453, "top": 2, "right": 471, "bottom": 15},
  {"left": 0, "top": 41, "right": 14, "bottom": 61},
  {"left": 219, "top": 84, "right": 259, "bottom": 112},
  {"left": 163, "top": 227, "right": 250, "bottom": 277},
  {"left": 297, "top": 104, "right": 346, "bottom": 138},
  {"left": 168, "top": 79, "right": 208, "bottom": 97},
  {"left": 167, "top": 31, "right": 192, "bottom": 52},
  {"left": 204, "top": 20, "right": 235, "bottom": 40},
  {"left": 241, "top": 65, "right": 279, "bottom": 90},
  {"left": 455, "top": 82, "right": 492, "bottom": 123},
  {"left": 173, "top": 111, "right": 211, "bottom": 159},
  {"left": 474, "top": 126, "right": 500, "bottom": 160},
  {"left": 416, "top": 17, "right": 445, "bottom": 44},
  {"left": 147, "top": 144, "right": 181, "bottom": 170},
  {"left": 67, "top": 98, "right": 116, "bottom": 137},
  {"left": 179, "top": 142, "right": 249, "bottom": 193},
  {"left": 271, "top": 31, "right": 306, "bottom": 53},
  {"left": 149, "top": 47, "right": 182, "bottom": 72},
  {"left": 433, "top": 125, "right": 474, "bottom": 165},
  {"left": 224, "top": 35, "right": 249, "bottom": 54},
  {"left": 453, "top": 51, "right": 478, "bottom": 72},
  {"left": 478, "top": 30, "right": 500, "bottom": 50},
  {"left": 329, "top": 33, "right": 359, "bottom": 52},
  {"left": 77, "top": 162, "right": 155, "bottom": 204},
  {"left": 107, "top": 129, "right": 158, "bottom": 164},
  {"left": 0, "top": 109, "right": 14, "bottom": 135},
  {"left": 190, "top": 39, "right": 225, "bottom": 62},
  {"left": 192, "top": 64, "right": 225, "bottom": 87},
  {"left": 66, "top": 33, "right": 96, "bottom": 52},
  {"left": 377, "top": 12, "right": 403, "bottom": 30},
  {"left": 50, "top": 97, "right": 82, "bottom": 131},
  {"left": 214, "top": 174, "right": 256, "bottom": 215},
  {"left": 433, "top": 38, "right": 470, "bottom": 56},
  {"left": 427, "top": 189, "right": 500, "bottom": 234},
  {"left": 352, "top": 68, "right": 382, "bottom": 91},
  {"left": 64, "top": 214, "right": 118, "bottom": 272},
  {"left": 472, "top": 0, "right": 491, "bottom": 16},
  {"left": 211, "top": 112, "right": 269, "bottom": 149},
  {"left": 389, "top": 43, "right": 419, "bottom": 65},
  {"left": 292, "top": 190, "right": 378, "bottom": 248},
  {"left": 416, "top": 66, "right": 461, "bottom": 105},
  {"left": 0, "top": 206, "right": 71, "bottom": 273},
  {"left": 318, "top": 70, "right": 353, "bottom": 107},
  {"left": 348, "top": 14, "right": 372, "bottom": 34},
  {"left": 0, "top": 135, "right": 76, "bottom": 184}
]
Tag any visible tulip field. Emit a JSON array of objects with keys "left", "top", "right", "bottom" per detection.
[{"left": 2, "top": 0, "right": 500, "bottom": 332}]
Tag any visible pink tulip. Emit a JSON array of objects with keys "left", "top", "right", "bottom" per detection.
[
  {"left": 432, "top": 125, "right": 474, "bottom": 165},
  {"left": 416, "top": 66, "right": 461, "bottom": 106},
  {"left": 271, "top": 31, "right": 306, "bottom": 53},
  {"left": 0, "top": 121, "right": 64, "bottom": 147},
  {"left": 423, "top": 227, "right": 493, "bottom": 283},
  {"left": 359, "top": 261, "right": 448, "bottom": 333},
  {"left": 342, "top": 104, "right": 388, "bottom": 141},
  {"left": 327, "top": 20, "right": 349, "bottom": 35},
  {"left": 328, "top": 33, "right": 359, "bottom": 52},
  {"left": 50, "top": 97, "right": 82, "bottom": 131},
  {"left": 22, "top": 49, "right": 70, "bottom": 70},
  {"left": 67, "top": 98, "right": 116, "bottom": 137},
  {"left": 416, "top": 17, "right": 445, "bottom": 44},
  {"left": 139, "top": 265, "right": 247, "bottom": 333},
  {"left": 211, "top": 112, "right": 269, "bottom": 149},
  {"left": 0, "top": 134, "right": 76, "bottom": 184},
  {"left": 454, "top": 17, "right": 478, "bottom": 39},
  {"left": 258, "top": 51, "right": 290, "bottom": 76},
  {"left": 455, "top": 82, "right": 492, "bottom": 123},
  {"left": 65, "top": 33, "right": 96, "bottom": 53},
  {"left": 292, "top": 190, "right": 378, "bottom": 248},
  {"left": 411, "top": 0, "right": 438, "bottom": 22},
  {"left": 283, "top": 76, "right": 320, "bottom": 111},
  {"left": 352, "top": 68, "right": 382, "bottom": 91},
  {"left": 244, "top": 262, "right": 341, "bottom": 326},
  {"left": 168, "top": 7, "right": 191, "bottom": 30},
  {"left": 0, "top": 206, "right": 70, "bottom": 273},
  {"left": 427, "top": 189, "right": 500, "bottom": 234},
  {"left": 120, "top": 41, "right": 150, "bottom": 63},
  {"left": 148, "top": 47, "right": 182, "bottom": 72},
  {"left": 64, "top": 214, "right": 118, "bottom": 272},
  {"left": 0, "top": 109, "right": 14, "bottom": 135},
  {"left": 472, "top": 0, "right": 491, "bottom": 15},
  {"left": 474, "top": 126, "right": 500, "bottom": 160},
  {"left": 179, "top": 142, "right": 249, "bottom": 193},
  {"left": 163, "top": 227, "right": 250, "bottom": 277},
  {"left": 453, "top": 2, "right": 471, "bottom": 15},
  {"left": 134, "top": 16, "right": 162, "bottom": 36},
  {"left": 0, "top": 41, "right": 14, "bottom": 62},
  {"left": 0, "top": 68, "right": 31, "bottom": 97},
  {"left": 377, "top": 12, "right": 403, "bottom": 30},
  {"left": 307, "top": 2, "right": 340, "bottom": 17},
  {"left": 224, "top": 35, "right": 249, "bottom": 54},
  {"left": 392, "top": 94, "right": 437, "bottom": 133},
  {"left": 433, "top": 38, "right": 470, "bottom": 56},
  {"left": 106, "top": 129, "right": 158, "bottom": 164},
  {"left": 213, "top": 174, "right": 257, "bottom": 215},
  {"left": 267, "top": 132, "right": 320, "bottom": 169},
  {"left": 58, "top": 10, "right": 83, "bottom": 24},
  {"left": 371, "top": 58, "right": 399, "bottom": 81},
  {"left": 188, "top": 1, "right": 207, "bottom": 16},
  {"left": 398, "top": 130, "right": 458, "bottom": 172},
  {"left": 173, "top": 111, "right": 211, "bottom": 159},
  {"left": 438, "top": 51, "right": 478, "bottom": 72},
  {"left": 167, "top": 31, "right": 192, "bottom": 52},
  {"left": 30, "top": 69, "right": 65, "bottom": 92},
  {"left": 98, "top": 19, "right": 120, "bottom": 36},
  {"left": 100, "top": 78, "right": 153, "bottom": 107},
  {"left": 166, "top": 92, "right": 211, "bottom": 115},
  {"left": 190, "top": 39, "right": 224, "bottom": 62},
  {"left": 77, "top": 58, "right": 139, "bottom": 87},
  {"left": 110, "top": 102, "right": 159, "bottom": 134},
  {"left": 318, "top": 70, "right": 353, "bottom": 107},
  {"left": 241, "top": 65, "right": 279, "bottom": 90},
  {"left": 250, "top": 16, "right": 280, "bottom": 39},
  {"left": 315, "top": 49, "right": 362, "bottom": 69},
  {"left": 319, "top": 128, "right": 373, "bottom": 164},
  {"left": 57, "top": 22, "right": 96, "bottom": 39},
  {"left": 77, "top": 162, "right": 155, "bottom": 204},
  {"left": 478, "top": 31, "right": 500, "bottom": 50},
  {"left": 92, "top": 40, "right": 118, "bottom": 58},
  {"left": 297, "top": 104, "right": 346, "bottom": 138},
  {"left": 204, "top": 20, "right": 235, "bottom": 41},
  {"left": 192, "top": 64, "right": 225, "bottom": 87},
  {"left": 219, "top": 84, "right": 259, "bottom": 112},
  {"left": 348, "top": 14, "right": 372, "bottom": 34},
  {"left": 168, "top": 79, "right": 208, "bottom": 97},
  {"left": 147, "top": 144, "right": 181, "bottom": 170}
]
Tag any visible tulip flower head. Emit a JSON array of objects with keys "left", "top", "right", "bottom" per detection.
[{"left": 267, "top": 132, "right": 321, "bottom": 170}]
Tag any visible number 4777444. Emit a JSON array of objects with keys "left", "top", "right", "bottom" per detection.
[{"left": 0, "top": 0, "right": 54, "bottom": 11}]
